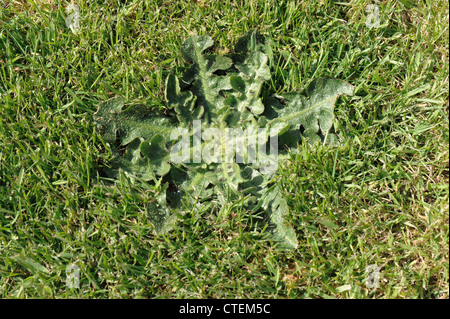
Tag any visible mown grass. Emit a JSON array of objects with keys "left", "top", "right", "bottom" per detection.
[{"left": 0, "top": 0, "right": 448, "bottom": 298}]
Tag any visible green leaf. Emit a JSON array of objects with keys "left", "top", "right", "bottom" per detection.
[
  {"left": 261, "top": 184, "right": 298, "bottom": 250},
  {"left": 165, "top": 74, "right": 203, "bottom": 127},
  {"left": 94, "top": 99, "right": 174, "bottom": 180},
  {"left": 12, "top": 253, "right": 49, "bottom": 274},
  {"left": 94, "top": 98, "right": 174, "bottom": 145},
  {"left": 181, "top": 35, "right": 233, "bottom": 123},
  {"left": 240, "top": 167, "right": 297, "bottom": 249},
  {"left": 267, "top": 77, "right": 354, "bottom": 145},
  {"left": 397, "top": 0, "right": 415, "bottom": 8},
  {"left": 140, "top": 134, "right": 171, "bottom": 177},
  {"left": 230, "top": 75, "right": 246, "bottom": 93},
  {"left": 147, "top": 183, "right": 176, "bottom": 234}
]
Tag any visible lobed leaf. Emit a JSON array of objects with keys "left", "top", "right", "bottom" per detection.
[{"left": 267, "top": 77, "right": 354, "bottom": 145}]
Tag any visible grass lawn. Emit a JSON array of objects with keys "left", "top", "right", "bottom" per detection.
[{"left": 0, "top": 0, "right": 448, "bottom": 298}]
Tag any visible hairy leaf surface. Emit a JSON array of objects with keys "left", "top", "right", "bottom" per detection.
[{"left": 94, "top": 31, "right": 354, "bottom": 250}]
